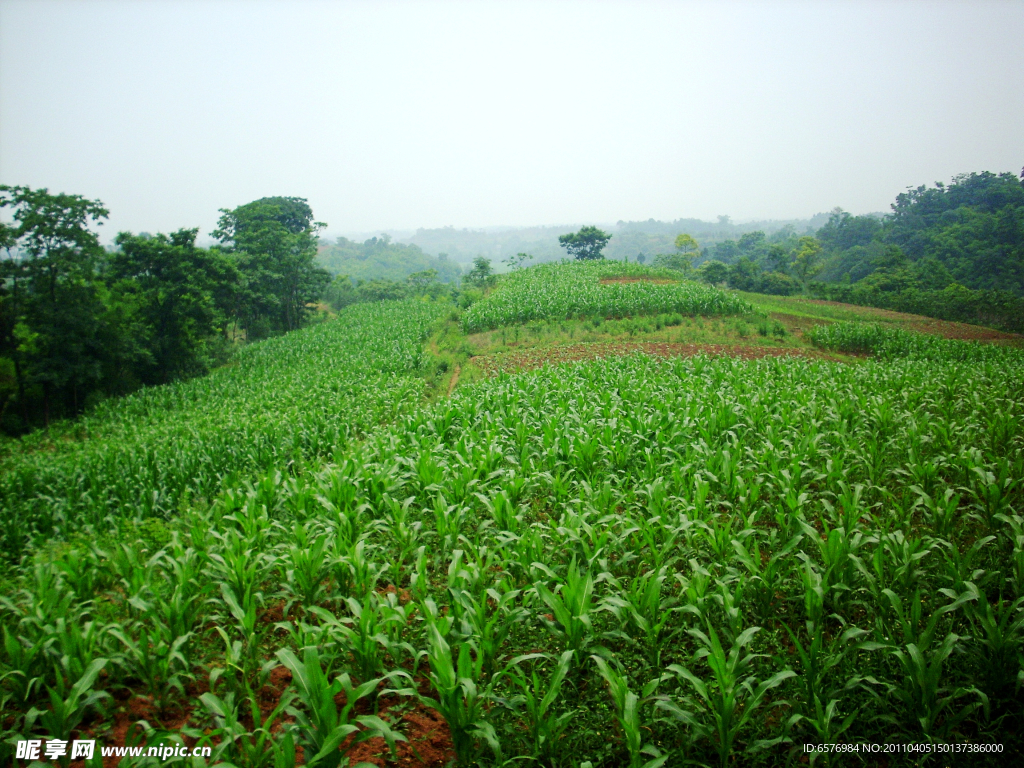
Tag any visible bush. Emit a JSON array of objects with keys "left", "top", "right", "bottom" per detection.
[
  {"left": 758, "top": 271, "right": 801, "bottom": 296},
  {"left": 698, "top": 260, "right": 729, "bottom": 284}
]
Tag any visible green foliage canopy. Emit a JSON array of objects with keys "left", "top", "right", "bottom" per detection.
[
  {"left": 558, "top": 226, "right": 612, "bottom": 261},
  {"left": 317, "top": 235, "right": 461, "bottom": 284},
  {"left": 213, "top": 197, "right": 331, "bottom": 336}
]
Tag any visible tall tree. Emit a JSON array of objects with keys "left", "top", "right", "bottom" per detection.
[
  {"left": 558, "top": 226, "right": 611, "bottom": 261},
  {"left": 213, "top": 197, "right": 331, "bottom": 336},
  {"left": 0, "top": 185, "right": 109, "bottom": 426},
  {"left": 790, "top": 236, "right": 824, "bottom": 290},
  {"left": 464, "top": 256, "right": 496, "bottom": 287},
  {"left": 109, "top": 229, "right": 239, "bottom": 383},
  {"left": 674, "top": 233, "right": 699, "bottom": 254}
]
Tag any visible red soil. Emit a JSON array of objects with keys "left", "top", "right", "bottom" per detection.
[
  {"left": 598, "top": 276, "right": 678, "bottom": 285},
  {"left": 473, "top": 341, "right": 839, "bottom": 376}
]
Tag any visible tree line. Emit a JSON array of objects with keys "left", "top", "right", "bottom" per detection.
[
  {"left": 649, "top": 171, "right": 1024, "bottom": 331},
  {"left": 0, "top": 187, "right": 330, "bottom": 433}
]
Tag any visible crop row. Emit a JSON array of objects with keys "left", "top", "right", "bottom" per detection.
[
  {"left": 3, "top": 347, "right": 1022, "bottom": 765},
  {"left": 0, "top": 300, "right": 449, "bottom": 560},
  {"left": 808, "top": 321, "right": 1024, "bottom": 363},
  {"left": 462, "top": 262, "right": 753, "bottom": 333}
]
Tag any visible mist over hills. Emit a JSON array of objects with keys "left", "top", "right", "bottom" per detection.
[{"left": 326, "top": 212, "right": 840, "bottom": 268}]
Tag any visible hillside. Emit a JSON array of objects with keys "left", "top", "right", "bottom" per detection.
[
  {"left": 317, "top": 235, "right": 462, "bottom": 283},
  {"left": 2, "top": 263, "right": 1022, "bottom": 768}
]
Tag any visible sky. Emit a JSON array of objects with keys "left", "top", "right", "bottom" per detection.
[{"left": 1, "top": 0, "right": 1022, "bottom": 240}]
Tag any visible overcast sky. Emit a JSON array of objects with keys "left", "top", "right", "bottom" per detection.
[{"left": 1, "top": 0, "right": 1021, "bottom": 240}]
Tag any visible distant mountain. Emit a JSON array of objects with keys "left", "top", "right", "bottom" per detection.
[{"left": 400, "top": 215, "right": 830, "bottom": 269}]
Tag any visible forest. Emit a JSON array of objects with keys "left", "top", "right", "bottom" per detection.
[{"left": 0, "top": 189, "right": 330, "bottom": 433}]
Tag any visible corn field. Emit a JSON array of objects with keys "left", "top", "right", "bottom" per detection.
[
  {"left": 462, "top": 262, "right": 752, "bottom": 334},
  {"left": 3, "top": 310, "right": 1022, "bottom": 765},
  {"left": 0, "top": 300, "right": 448, "bottom": 561},
  {"left": 808, "top": 322, "right": 1021, "bottom": 363}
]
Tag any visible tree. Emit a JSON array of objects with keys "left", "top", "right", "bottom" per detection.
[
  {"left": 558, "top": 226, "right": 611, "bottom": 261},
  {"left": 817, "top": 208, "right": 881, "bottom": 252},
  {"left": 674, "top": 233, "right": 699, "bottom": 254},
  {"left": 407, "top": 268, "right": 439, "bottom": 292},
  {"left": 662, "top": 233, "right": 700, "bottom": 274},
  {"left": 652, "top": 253, "right": 693, "bottom": 272},
  {"left": 727, "top": 257, "right": 762, "bottom": 292},
  {"left": 0, "top": 185, "right": 109, "bottom": 426},
  {"left": 109, "top": 229, "right": 238, "bottom": 383},
  {"left": 464, "top": 256, "right": 496, "bottom": 288},
  {"left": 502, "top": 252, "right": 534, "bottom": 271},
  {"left": 324, "top": 275, "right": 358, "bottom": 310},
  {"left": 213, "top": 197, "right": 331, "bottom": 336},
  {"left": 736, "top": 231, "right": 766, "bottom": 255},
  {"left": 766, "top": 245, "right": 790, "bottom": 273},
  {"left": 699, "top": 260, "right": 729, "bottom": 285},
  {"left": 790, "top": 236, "right": 824, "bottom": 290}
]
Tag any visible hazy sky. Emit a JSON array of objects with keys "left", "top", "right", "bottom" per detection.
[{"left": 1, "top": 0, "right": 1022, "bottom": 240}]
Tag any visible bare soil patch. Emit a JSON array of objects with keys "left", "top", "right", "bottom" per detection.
[
  {"left": 598, "top": 276, "right": 678, "bottom": 285},
  {"left": 446, "top": 364, "right": 461, "bottom": 397},
  {"left": 474, "top": 341, "right": 840, "bottom": 376}
]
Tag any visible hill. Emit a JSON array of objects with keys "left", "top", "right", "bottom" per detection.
[
  {"left": 404, "top": 214, "right": 829, "bottom": 267},
  {"left": 317, "top": 234, "right": 462, "bottom": 283},
  {"left": 1, "top": 264, "right": 1022, "bottom": 767}
]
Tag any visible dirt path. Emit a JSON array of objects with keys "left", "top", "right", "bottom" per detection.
[
  {"left": 798, "top": 301, "right": 1022, "bottom": 342},
  {"left": 446, "top": 364, "right": 461, "bottom": 396}
]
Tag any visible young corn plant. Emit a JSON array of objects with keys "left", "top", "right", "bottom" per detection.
[
  {"left": 797, "top": 696, "right": 861, "bottom": 768},
  {"left": 49, "top": 617, "right": 110, "bottom": 689},
  {"left": 969, "top": 461, "right": 1019, "bottom": 529},
  {"left": 887, "top": 632, "right": 988, "bottom": 741},
  {"left": 862, "top": 588, "right": 987, "bottom": 741},
  {"left": 783, "top": 618, "right": 873, "bottom": 764},
  {"left": 196, "top": 687, "right": 296, "bottom": 768},
  {"left": 602, "top": 566, "right": 680, "bottom": 670},
  {"left": 280, "top": 523, "right": 332, "bottom": 615},
  {"left": 658, "top": 621, "right": 795, "bottom": 768},
  {"left": 731, "top": 531, "right": 800, "bottom": 625},
  {"left": 592, "top": 656, "right": 668, "bottom": 768},
  {"left": 1, "top": 625, "right": 49, "bottom": 707},
  {"left": 380, "top": 494, "right": 426, "bottom": 587},
  {"left": 449, "top": 582, "right": 524, "bottom": 679},
  {"left": 534, "top": 557, "right": 598, "bottom": 664},
  {"left": 962, "top": 589, "right": 1024, "bottom": 702},
  {"left": 24, "top": 658, "right": 110, "bottom": 767},
  {"left": 218, "top": 579, "right": 266, "bottom": 683},
  {"left": 911, "top": 486, "right": 962, "bottom": 538},
  {"left": 309, "top": 597, "right": 390, "bottom": 686},
  {"left": 416, "top": 624, "right": 501, "bottom": 767},
  {"left": 276, "top": 647, "right": 404, "bottom": 768},
  {"left": 496, "top": 651, "right": 576, "bottom": 766},
  {"left": 433, "top": 495, "right": 469, "bottom": 561},
  {"left": 333, "top": 539, "right": 385, "bottom": 600},
  {"left": 110, "top": 625, "right": 192, "bottom": 716}
]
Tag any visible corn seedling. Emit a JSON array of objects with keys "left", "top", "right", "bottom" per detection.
[
  {"left": 592, "top": 656, "right": 668, "bottom": 768},
  {"left": 659, "top": 621, "right": 795, "bottom": 768},
  {"left": 496, "top": 650, "right": 576, "bottom": 765},
  {"left": 417, "top": 624, "right": 502, "bottom": 767},
  {"left": 276, "top": 647, "right": 404, "bottom": 768}
]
